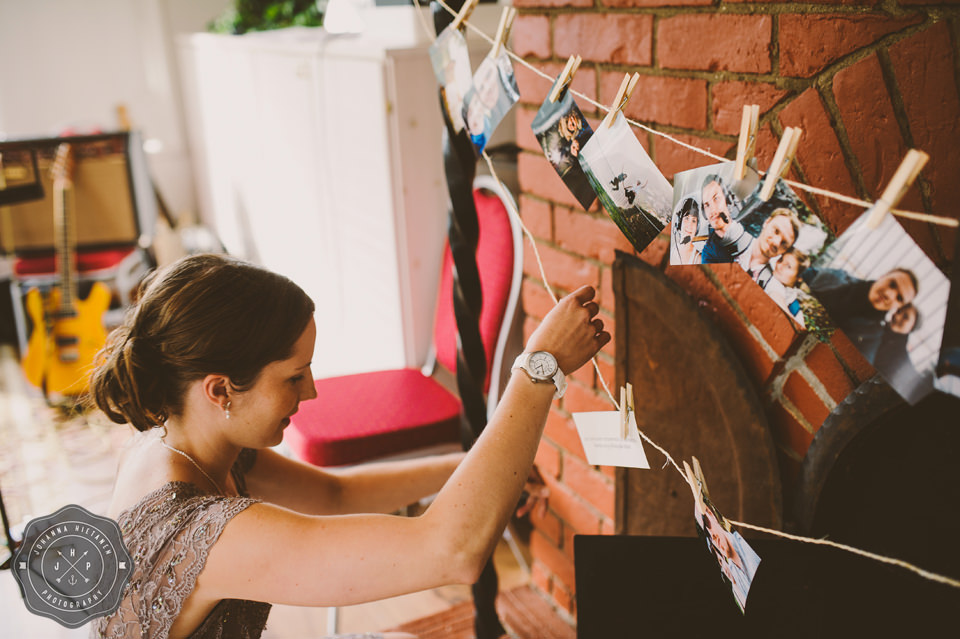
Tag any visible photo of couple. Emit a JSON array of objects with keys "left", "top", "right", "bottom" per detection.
[
  {"left": 670, "top": 161, "right": 832, "bottom": 330},
  {"left": 808, "top": 210, "right": 951, "bottom": 405},
  {"left": 531, "top": 79, "right": 596, "bottom": 210},
  {"left": 578, "top": 112, "right": 674, "bottom": 253}
]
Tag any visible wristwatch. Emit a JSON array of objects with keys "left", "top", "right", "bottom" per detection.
[{"left": 512, "top": 351, "right": 567, "bottom": 399}]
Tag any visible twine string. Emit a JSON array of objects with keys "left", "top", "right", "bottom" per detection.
[{"left": 430, "top": 0, "right": 958, "bottom": 228}]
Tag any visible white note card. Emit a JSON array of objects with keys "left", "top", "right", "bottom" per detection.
[{"left": 572, "top": 411, "right": 651, "bottom": 469}]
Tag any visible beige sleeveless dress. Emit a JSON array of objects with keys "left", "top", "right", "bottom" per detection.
[{"left": 90, "top": 450, "right": 269, "bottom": 639}]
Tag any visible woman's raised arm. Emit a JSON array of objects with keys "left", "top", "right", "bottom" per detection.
[{"left": 197, "top": 285, "right": 609, "bottom": 608}]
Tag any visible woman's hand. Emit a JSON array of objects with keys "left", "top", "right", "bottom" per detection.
[{"left": 525, "top": 285, "right": 610, "bottom": 374}]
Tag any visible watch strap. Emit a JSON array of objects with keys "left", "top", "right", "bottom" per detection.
[{"left": 512, "top": 352, "right": 567, "bottom": 399}]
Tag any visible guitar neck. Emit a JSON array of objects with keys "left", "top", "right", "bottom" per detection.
[{"left": 51, "top": 144, "right": 78, "bottom": 316}]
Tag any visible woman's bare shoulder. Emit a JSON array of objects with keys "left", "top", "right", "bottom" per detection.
[{"left": 107, "top": 429, "right": 179, "bottom": 517}]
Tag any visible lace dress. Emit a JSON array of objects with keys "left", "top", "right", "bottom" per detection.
[{"left": 90, "top": 450, "right": 270, "bottom": 639}]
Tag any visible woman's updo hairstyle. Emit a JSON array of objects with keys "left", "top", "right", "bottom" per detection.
[{"left": 91, "top": 254, "right": 315, "bottom": 432}]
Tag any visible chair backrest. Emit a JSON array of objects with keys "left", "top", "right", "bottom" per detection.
[{"left": 428, "top": 176, "right": 523, "bottom": 419}]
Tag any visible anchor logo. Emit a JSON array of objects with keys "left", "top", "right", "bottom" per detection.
[{"left": 12, "top": 504, "right": 133, "bottom": 628}]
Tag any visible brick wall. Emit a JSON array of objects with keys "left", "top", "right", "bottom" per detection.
[{"left": 510, "top": 0, "right": 960, "bottom": 622}]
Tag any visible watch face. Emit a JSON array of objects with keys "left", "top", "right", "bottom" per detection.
[{"left": 529, "top": 351, "right": 558, "bottom": 380}]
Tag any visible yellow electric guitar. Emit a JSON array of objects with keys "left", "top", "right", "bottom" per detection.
[{"left": 21, "top": 144, "right": 111, "bottom": 398}]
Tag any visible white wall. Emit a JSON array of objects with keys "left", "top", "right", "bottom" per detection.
[{"left": 0, "top": 0, "right": 230, "bottom": 219}]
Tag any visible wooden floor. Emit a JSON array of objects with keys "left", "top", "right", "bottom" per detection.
[{"left": 0, "top": 343, "right": 550, "bottom": 638}]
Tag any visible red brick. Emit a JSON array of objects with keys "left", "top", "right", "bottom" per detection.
[
  {"left": 515, "top": 60, "right": 561, "bottom": 108},
  {"left": 512, "top": 14, "right": 550, "bottom": 59},
  {"left": 522, "top": 242, "right": 599, "bottom": 294},
  {"left": 663, "top": 264, "right": 778, "bottom": 383},
  {"left": 531, "top": 530, "right": 576, "bottom": 589},
  {"left": 531, "top": 560, "right": 553, "bottom": 595},
  {"left": 544, "top": 407, "right": 587, "bottom": 460},
  {"left": 833, "top": 53, "right": 909, "bottom": 200},
  {"left": 563, "top": 379, "right": 614, "bottom": 413},
  {"left": 654, "top": 132, "right": 734, "bottom": 181},
  {"left": 768, "top": 400, "right": 816, "bottom": 460},
  {"left": 603, "top": 0, "right": 710, "bottom": 5},
  {"left": 568, "top": 361, "right": 594, "bottom": 389},
  {"left": 779, "top": 14, "right": 923, "bottom": 78},
  {"left": 519, "top": 151, "right": 590, "bottom": 210},
  {"left": 522, "top": 279, "right": 555, "bottom": 321},
  {"left": 563, "top": 455, "right": 616, "bottom": 519},
  {"left": 530, "top": 500, "right": 563, "bottom": 546},
  {"left": 543, "top": 473, "right": 604, "bottom": 535},
  {"left": 555, "top": 14, "right": 653, "bottom": 66},
  {"left": 594, "top": 352, "right": 616, "bottom": 390},
  {"left": 519, "top": 193, "right": 553, "bottom": 241},
  {"left": 658, "top": 14, "right": 772, "bottom": 74},
  {"left": 830, "top": 330, "right": 876, "bottom": 384},
  {"left": 513, "top": 0, "right": 591, "bottom": 7},
  {"left": 551, "top": 579, "right": 576, "bottom": 615},
  {"left": 524, "top": 315, "right": 538, "bottom": 344},
  {"left": 712, "top": 81, "right": 790, "bottom": 136},
  {"left": 562, "top": 526, "right": 578, "bottom": 559},
  {"left": 890, "top": 22, "right": 960, "bottom": 221},
  {"left": 779, "top": 88, "right": 862, "bottom": 232},
  {"left": 753, "top": 123, "right": 780, "bottom": 174},
  {"left": 805, "top": 341, "right": 857, "bottom": 404},
  {"left": 602, "top": 72, "right": 708, "bottom": 130},
  {"left": 555, "top": 208, "right": 635, "bottom": 264},
  {"left": 535, "top": 439, "right": 562, "bottom": 480},
  {"left": 516, "top": 106, "right": 543, "bottom": 154},
  {"left": 782, "top": 371, "right": 832, "bottom": 430},
  {"left": 718, "top": 267, "right": 802, "bottom": 357}
]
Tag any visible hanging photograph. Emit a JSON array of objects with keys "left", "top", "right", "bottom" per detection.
[
  {"left": 670, "top": 161, "right": 760, "bottom": 267},
  {"left": 578, "top": 112, "right": 673, "bottom": 253},
  {"left": 671, "top": 162, "right": 835, "bottom": 330},
  {"left": 428, "top": 26, "right": 473, "bottom": 133},
  {"left": 935, "top": 230, "right": 960, "bottom": 398},
  {"left": 692, "top": 487, "right": 761, "bottom": 613},
  {"left": 461, "top": 50, "right": 520, "bottom": 154},
  {"left": 805, "top": 210, "right": 950, "bottom": 404},
  {"left": 531, "top": 80, "right": 596, "bottom": 210}
]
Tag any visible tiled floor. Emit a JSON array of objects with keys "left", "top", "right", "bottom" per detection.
[{"left": 0, "top": 344, "right": 530, "bottom": 638}]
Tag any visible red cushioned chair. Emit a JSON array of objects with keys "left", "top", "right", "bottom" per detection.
[{"left": 285, "top": 175, "right": 524, "bottom": 467}]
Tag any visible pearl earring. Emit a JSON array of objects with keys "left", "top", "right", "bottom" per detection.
[{"left": 224, "top": 401, "right": 232, "bottom": 420}]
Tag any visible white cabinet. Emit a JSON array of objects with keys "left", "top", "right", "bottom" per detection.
[{"left": 178, "top": 7, "right": 502, "bottom": 378}]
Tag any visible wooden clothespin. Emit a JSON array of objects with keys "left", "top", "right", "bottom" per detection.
[
  {"left": 601, "top": 72, "right": 640, "bottom": 129},
  {"left": 490, "top": 6, "right": 517, "bottom": 58},
  {"left": 865, "top": 149, "right": 930, "bottom": 229},
  {"left": 758, "top": 126, "right": 802, "bottom": 201},
  {"left": 548, "top": 54, "right": 582, "bottom": 103},
  {"left": 734, "top": 104, "right": 760, "bottom": 181},
  {"left": 619, "top": 382, "right": 635, "bottom": 439},
  {"left": 450, "top": 0, "right": 478, "bottom": 32}
]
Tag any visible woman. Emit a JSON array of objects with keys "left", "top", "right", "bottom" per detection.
[
  {"left": 670, "top": 197, "right": 702, "bottom": 265},
  {"left": 89, "top": 254, "right": 608, "bottom": 638}
]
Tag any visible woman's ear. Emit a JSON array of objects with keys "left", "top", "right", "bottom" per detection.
[{"left": 200, "top": 374, "right": 232, "bottom": 409}]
